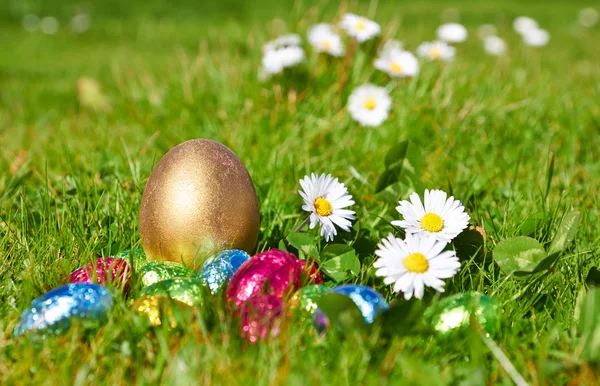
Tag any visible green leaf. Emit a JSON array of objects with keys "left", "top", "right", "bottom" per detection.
[
  {"left": 548, "top": 210, "right": 580, "bottom": 255},
  {"left": 375, "top": 140, "right": 424, "bottom": 193},
  {"left": 379, "top": 300, "right": 427, "bottom": 337},
  {"left": 320, "top": 244, "right": 360, "bottom": 282},
  {"left": 578, "top": 288, "right": 600, "bottom": 361},
  {"left": 519, "top": 213, "right": 544, "bottom": 236},
  {"left": 586, "top": 267, "right": 600, "bottom": 288},
  {"left": 493, "top": 236, "right": 546, "bottom": 275},
  {"left": 286, "top": 232, "right": 312, "bottom": 252},
  {"left": 277, "top": 239, "right": 287, "bottom": 252},
  {"left": 316, "top": 293, "right": 367, "bottom": 332}
]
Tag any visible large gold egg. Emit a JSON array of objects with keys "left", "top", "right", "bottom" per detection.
[{"left": 139, "top": 139, "right": 260, "bottom": 269}]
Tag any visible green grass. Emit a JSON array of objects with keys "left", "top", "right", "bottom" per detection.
[{"left": 2, "top": 0, "right": 600, "bottom": 384}]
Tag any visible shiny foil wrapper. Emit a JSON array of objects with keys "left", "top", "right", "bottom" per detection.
[
  {"left": 198, "top": 249, "right": 250, "bottom": 293},
  {"left": 313, "top": 285, "right": 389, "bottom": 331},
  {"left": 239, "top": 294, "right": 285, "bottom": 343},
  {"left": 425, "top": 292, "right": 498, "bottom": 337},
  {"left": 116, "top": 248, "right": 148, "bottom": 270},
  {"left": 14, "top": 284, "right": 113, "bottom": 337},
  {"left": 139, "top": 278, "right": 203, "bottom": 307},
  {"left": 69, "top": 257, "right": 130, "bottom": 290},
  {"left": 131, "top": 295, "right": 194, "bottom": 329},
  {"left": 290, "top": 285, "right": 329, "bottom": 320},
  {"left": 138, "top": 261, "right": 194, "bottom": 287},
  {"left": 227, "top": 249, "right": 324, "bottom": 306}
]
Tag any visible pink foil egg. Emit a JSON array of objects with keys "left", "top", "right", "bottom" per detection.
[
  {"left": 70, "top": 257, "right": 130, "bottom": 290},
  {"left": 239, "top": 294, "right": 285, "bottom": 342},
  {"left": 227, "top": 249, "right": 324, "bottom": 306}
]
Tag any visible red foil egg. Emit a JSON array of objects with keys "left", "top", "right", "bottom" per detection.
[
  {"left": 239, "top": 294, "right": 285, "bottom": 342},
  {"left": 227, "top": 249, "right": 323, "bottom": 306},
  {"left": 70, "top": 257, "right": 130, "bottom": 290}
]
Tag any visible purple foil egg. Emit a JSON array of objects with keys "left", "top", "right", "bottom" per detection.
[
  {"left": 70, "top": 257, "right": 130, "bottom": 290},
  {"left": 239, "top": 294, "right": 285, "bottom": 343},
  {"left": 226, "top": 249, "right": 324, "bottom": 306}
]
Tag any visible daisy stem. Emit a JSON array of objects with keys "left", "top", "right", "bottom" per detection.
[{"left": 294, "top": 217, "right": 310, "bottom": 233}]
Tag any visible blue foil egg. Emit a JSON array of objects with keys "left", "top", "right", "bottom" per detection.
[
  {"left": 14, "top": 284, "right": 113, "bottom": 337},
  {"left": 197, "top": 249, "right": 250, "bottom": 293},
  {"left": 313, "top": 285, "right": 389, "bottom": 331}
]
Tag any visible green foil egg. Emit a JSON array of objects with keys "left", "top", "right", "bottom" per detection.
[
  {"left": 139, "top": 278, "right": 203, "bottom": 307},
  {"left": 117, "top": 248, "right": 148, "bottom": 270},
  {"left": 290, "top": 285, "right": 329, "bottom": 321},
  {"left": 138, "top": 261, "right": 195, "bottom": 287},
  {"left": 425, "top": 292, "right": 498, "bottom": 337}
]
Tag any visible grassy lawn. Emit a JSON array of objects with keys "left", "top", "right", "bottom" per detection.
[{"left": 1, "top": 0, "right": 600, "bottom": 384}]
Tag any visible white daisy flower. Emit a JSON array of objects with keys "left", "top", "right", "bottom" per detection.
[
  {"left": 522, "top": 28, "right": 550, "bottom": 47},
  {"left": 298, "top": 173, "right": 356, "bottom": 242},
  {"left": 260, "top": 35, "right": 305, "bottom": 76},
  {"left": 308, "top": 24, "right": 345, "bottom": 57},
  {"left": 374, "top": 233, "right": 461, "bottom": 300},
  {"left": 339, "top": 13, "right": 381, "bottom": 43},
  {"left": 483, "top": 36, "right": 506, "bottom": 56},
  {"left": 392, "top": 189, "right": 470, "bottom": 242},
  {"left": 513, "top": 16, "right": 538, "bottom": 35},
  {"left": 347, "top": 84, "right": 392, "bottom": 127},
  {"left": 579, "top": 8, "right": 599, "bottom": 28},
  {"left": 477, "top": 24, "right": 497, "bottom": 40},
  {"left": 437, "top": 23, "right": 468, "bottom": 43},
  {"left": 374, "top": 48, "right": 419, "bottom": 78},
  {"left": 417, "top": 41, "right": 456, "bottom": 62},
  {"left": 40, "top": 17, "right": 59, "bottom": 35}
]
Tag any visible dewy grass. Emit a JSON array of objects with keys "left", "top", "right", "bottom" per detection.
[{"left": 1, "top": 0, "right": 600, "bottom": 384}]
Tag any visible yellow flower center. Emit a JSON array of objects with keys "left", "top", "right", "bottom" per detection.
[
  {"left": 390, "top": 62, "right": 403, "bottom": 74},
  {"left": 363, "top": 97, "right": 377, "bottom": 110},
  {"left": 356, "top": 19, "right": 366, "bottom": 31},
  {"left": 430, "top": 46, "right": 441, "bottom": 59},
  {"left": 421, "top": 212, "right": 444, "bottom": 233},
  {"left": 403, "top": 252, "right": 429, "bottom": 273},
  {"left": 314, "top": 197, "right": 332, "bottom": 217},
  {"left": 320, "top": 40, "right": 331, "bottom": 51}
]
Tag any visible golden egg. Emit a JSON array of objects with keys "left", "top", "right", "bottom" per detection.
[{"left": 139, "top": 139, "right": 260, "bottom": 269}]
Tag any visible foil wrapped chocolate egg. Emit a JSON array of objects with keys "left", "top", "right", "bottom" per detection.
[
  {"left": 290, "top": 284, "right": 329, "bottom": 321},
  {"left": 139, "top": 278, "right": 204, "bottom": 307},
  {"left": 197, "top": 249, "right": 250, "bottom": 293},
  {"left": 139, "top": 139, "right": 260, "bottom": 269},
  {"left": 227, "top": 249, "right": 324, "bottom": 306},
  {"left": 138, "top": 261, "right": 194, "bottom": 287},
  {"left": 116, "top": 248, "right": 148, "bottom": 270},
  {"left": 131, "top": 295, "right": 195, "bottom": 329},
  {"left": 14, "top": 284, "right": 113, "bottom": 337},
  {"left": 70, "top": 257, "right": 130, "bottom": 290},
  {"left": 313, "top": 285, "right": 389, "bottom": 332},
  {"left": 239, "top": 294, "right": 285, "bottom": 343},
  {"left": 425, "top": 292, "right": 498, "bottom": 337}
]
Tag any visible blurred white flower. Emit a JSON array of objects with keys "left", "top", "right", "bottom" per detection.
[
  {"left": 522, "top": 28, "right": 550, "bottom": 47},
  {"left": 374, "top": 48, "right": 419, "bottom": 78},
  {"left": 298, "top": 173, "right": 356, "bottom": 242},
  {"left": 308, "top": 24, "right": 345, "bottom": 57},
  {"left": 477, "top": 24, "right": 497, "bottom": 39},
  {"left": 71, "top": 13, "right": 91, "bottom": 34},
  {"left": 437, "top": 23, "right": 468, "bottom": 43},
  {"left": 40, "top": 17, "right": 59, "bottom": 35},
  {"left": 380, "top": 39, "right": 403, "bottom": 53},
  {"left": 339, "top": 13, "right": 381, "bottom": 43},
  {"left": 513, "top": 16, "right": 538, "bottom": 35},
  {"left": 579, "top": 8, "right": 599, "bottom": 28},
  {"left": 483, "top": 36, "right": 506, "bottom": 56},
  {"left": 23, "top": 14, "right": 39, "bottom": 32},
  {"left": 260, "top": 35, "right": 305, "bottom": 76},
  {"left": 347, "top": 84, "right": 391, "bottom": 127},
  {"left": 417, "top": 41, "right": 455, "bottom": 61}
]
